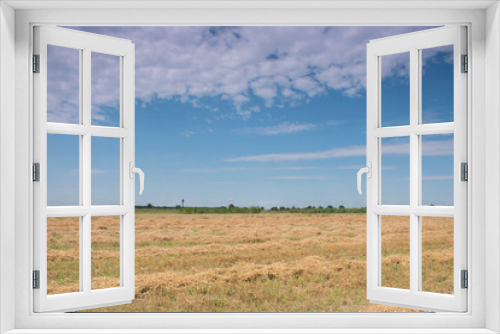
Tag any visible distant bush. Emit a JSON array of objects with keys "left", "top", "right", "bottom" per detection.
[{"left": 286, "top": 206, "right": 365, "bottom": 214}]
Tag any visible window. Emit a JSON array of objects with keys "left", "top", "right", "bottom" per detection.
[
  {"left": 34, "top": 24, "right": 467, "bottom": 314},
  {"left": 3, "top": 2, "right": 496, "bottom": 333},
  {"left": 33, "top": 26, "right": 138, "bottom": 312},
  {"left": 365, "top": 26, "right": 467, "bottom": 312}
]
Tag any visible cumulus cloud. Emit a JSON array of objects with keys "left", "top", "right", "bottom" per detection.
[
  {"left": 50, "top": 26, "right": 438, "bottom": 122},
  {"left": 46, "top": 46, "right": 121, "bottom": 125}
]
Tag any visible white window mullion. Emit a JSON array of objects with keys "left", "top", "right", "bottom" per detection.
[
  {"left": 416, "top": 47, "right": 423, "bottom": 293},
  {"left": 372, "top": 205, "right": 411, "bottom": 215},
  {"left": 122, "top": 47, "right": 135, "bottom": 297},
  {"left": 409, "top": 47, "right": 420, "bottom": 295},
  {"left": 365, "top": 45, "right": 379, "bottom": 299},
  {"left": 373, "top": 205, "right": 454, "bottom": 217},
  {"left": 78, "top": 48, "right": 84, "bottom": 294},
  {"left": 413, "top": 123, "right": 454, "bottom": 135},
  {"left": 82, "top": 47, "right": 92, "bottom": 295},
  {"left": 372, "top": 126, "right": 411, "bottom": 138}
]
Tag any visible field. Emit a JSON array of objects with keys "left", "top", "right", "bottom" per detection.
[{"left": 46, "top": 213, "right": 454, "bottom": 312}]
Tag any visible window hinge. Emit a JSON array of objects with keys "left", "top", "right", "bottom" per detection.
[
  {"left": 461, "top": 162, "right": 468, "bottom": 182},
  {"left": 461, "top": 54, "right": 468, "bottom": 73},
  {"left": 33, "top": 163, "right": 40, "bottom": 182},
  {"left": 461, "top": 270, "right": 468, "bottom": 289},
  {"left": 33, "top": 270, "right": 40, "bottom": 289},
  {"left": 33, "top": 54, "right": 40, "bottom": 73}
]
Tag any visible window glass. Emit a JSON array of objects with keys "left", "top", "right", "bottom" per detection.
[
  {"left": 421, "top": 45, "right": 454, "bottom": 124},
  {"left": 47, "top": 134, "right": 80, "bottom": 206},
  {"left": 91, "top": 52, "right": 121, "bottom": 127},
  {"left": 47, "top": 45, "right": 80, "bottom": 124},
  {"left": 91, "top": 137, "right": 121, "bottom": 205},
  {"left": 381, "top": 215, "right": 410, "bottom": 290},
  {"left": 381, "top": 137, "right": 410, "bottom": 205},
  {"left": 421, "top": 216, "right": 454, "bottom": 294},
  {"left": 47, "top": 217, "right": 80, "bottom": 295},
  {"left": 381, "top": 52, "right": 410, "bottom": 127},
  {"left": 421, "top": 134, "right": 454, "bottom": 206}
]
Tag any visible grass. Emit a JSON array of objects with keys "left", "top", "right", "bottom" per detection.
[{"left": 45, "top": 213, "right": 453, "bottom": 312}]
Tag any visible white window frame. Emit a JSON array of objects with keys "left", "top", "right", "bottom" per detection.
[
  {"left": 1, "top": 1, "right": 499, "bottom": 333},
  {"left": 366, "top": 26, "right": 468, "bottom": 312},
  {"left": 33, "top": 25, "right": 136, "bottom": 313}
]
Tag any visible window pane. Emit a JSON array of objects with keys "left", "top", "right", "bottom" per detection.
[
  {"left": 381, "top": 137, "right": 410, "bottom": 205},
  {"left": 47, "top": 217, "right": 80, "bottom": 295},
  {"left": 381, "top": 215, "right": 410, "bottom": 290},
  {"left": 47, "top": 134, "right": 79, "bottom": 206},
  {"left": 381, "top": 52, "right": 410, "bottom": 127},
  {"left": 92, "top": 215, "right": 121, "bottom": 290},
  {"left": 421, "top": 134, "right": 454, "bottom": 206},
  {"left": 91, "top": 137, "right": 121, "bottom": 205},
  {"left": 421, "top": 216, "right": 454, "bottom": 294},
  {"left": 91, "top": 52, "right": 121, "bottom": 127},
  {"left": 421, "top": 45, "right": 454, "bottom": 124},
  {"left": 47, "top": 45, "right": 80, "bottom": 124}
]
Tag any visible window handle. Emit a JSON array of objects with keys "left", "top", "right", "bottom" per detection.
[
  {"left": 357, "top": 162, "right": 372, "bottom": 195},
  {"left": 129, "top": 162, "right": 145, "bottom": 195}
]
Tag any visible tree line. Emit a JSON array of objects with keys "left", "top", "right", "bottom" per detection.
[{"left": 135, "top": 204, "right": 366, "bottom": 214}]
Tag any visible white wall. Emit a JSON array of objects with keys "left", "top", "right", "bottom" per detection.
[
  {"left": 486, "top": 2, "right": 500, "bottom": 333},
  {"left": 0, "top": 2, "right": 16, "bottom": 333}
]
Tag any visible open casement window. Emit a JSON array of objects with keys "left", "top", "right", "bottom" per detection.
[
  {"left": 365, "top": 26, "right": 467, "bottom": 312},
  {"left": 33, "top": 26, "right": 138, "bottom": 312}
]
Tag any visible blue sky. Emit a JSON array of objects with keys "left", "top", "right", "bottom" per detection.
[{"left": 46, "top": 26, "right": 454, "bottom": 208}]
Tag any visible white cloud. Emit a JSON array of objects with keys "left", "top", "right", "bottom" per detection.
[
  {"left": 243, "top": 120, "right": 341, "bottom": 135},
  {"left": 275, "top": 166, "right": 319, "bottom": 171},
  {"left": 180, "top": 166, "right": 319, "bottom": 173},
  {"left": 46, "top": 46, "right": 121, "bottom": 125},
  {"left": 226, "top": 145, "right": 367, "bottom": 163},
  {"left": 70, "top": 169, "right": 107, "bottom": 175},
  {"left": 338, "top": 165, "right": 397, "bottom": 170},
  {"left": 336, "top": 165, "right": 365, "bottom": 170},
  {"left": 421, "top": 138, "right": 454, "bottom": 156},
  {"left": 422, "top": 175, "right": 453, "bottom": 181},
  {"left": 248, "top": 122, "right": 317, "bottom": 135},
  {"left": 181, "top": 130, "right": 194, "bottom": 137},
  {"left": 51, "top": 26, "right": 434, "bottom": 122},
  {"left": 180, "top": 167, "right": 249, "bottom": 173},
  {"left": 269, "top": 175, "right": 329, "bottom": 180},
  {"left": 226, "top": 139, "right": 453, "bottom": 163}
]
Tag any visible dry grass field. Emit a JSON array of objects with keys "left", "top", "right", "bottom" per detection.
[{"left": 46, "top": 213, "right": 454, "bottom": 312}]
